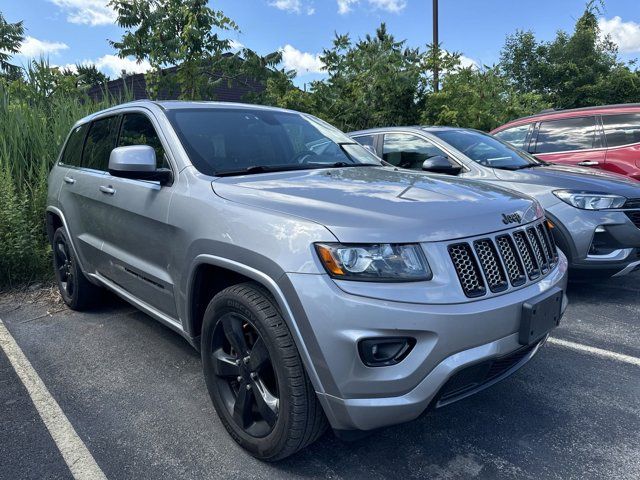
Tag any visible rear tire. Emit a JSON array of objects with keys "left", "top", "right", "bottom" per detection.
[
  {"left": 51, "top": 227, "right": 102, "bottom": 310},
  {"left": 201, "top": 282, "right": 327, "bottom": 461}
]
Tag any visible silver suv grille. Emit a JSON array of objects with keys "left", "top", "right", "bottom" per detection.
[{"left": 448, "top": 219, "right": 557, "bottom": 298}]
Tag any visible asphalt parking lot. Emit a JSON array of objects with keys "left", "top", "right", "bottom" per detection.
[{"left": 1, "top": 273, "right": 639, "bottom": 480}]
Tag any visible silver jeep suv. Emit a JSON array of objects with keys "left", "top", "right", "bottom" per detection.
[{"left": 46, "top": 101, "right": 568, "bottom": 460}]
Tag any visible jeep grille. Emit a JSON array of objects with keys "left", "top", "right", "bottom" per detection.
[{"left": 448, "top": 220, "right": 558, "bottom": 298}]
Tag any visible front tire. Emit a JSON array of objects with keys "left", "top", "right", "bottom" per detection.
[
  {"left": 51, "top": 227, "right": 102, "bottom": 310},
  {"left": 201, "top": 282, "right": 327, "bottom": 461}
]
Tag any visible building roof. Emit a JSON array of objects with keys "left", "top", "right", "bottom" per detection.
[{"left": 86, "top": 65, "right": 265, "bottom": 103}]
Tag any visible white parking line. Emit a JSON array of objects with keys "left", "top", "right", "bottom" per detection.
[
  {"left": 548, "top": 337, "right": 640, "bottom": 367},
  {"left": 0, "top": 320, "right": 107, "bottom": 480}
]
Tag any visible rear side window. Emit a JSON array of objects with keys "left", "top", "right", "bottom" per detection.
[
  {"left": 119, "top": 113, "right": 168, "bottom": 168},
  {"left": 534, "top": 117, "right": 597, "bottom": 154},
  {"left": 493, "top": 124, "right": 530, "bottom": 150},
  {"left": 602, "top": 113, "right": 640, "bottom": 148},
  {"left": 60, "top": 124, "right": 88, "bottom": 167},
  {"left": 383, "top": 133, "right": 449, "bottom": 169},
  {"left": 82, "top": 116, "right": 120, "bottom": 171}
]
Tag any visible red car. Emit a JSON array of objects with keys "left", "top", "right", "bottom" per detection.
[{"left": 491, "top": 104, "right": 640, "bottom": 181}]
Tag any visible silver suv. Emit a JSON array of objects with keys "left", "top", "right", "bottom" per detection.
[{"left": 46, "top": 101, "right": 568, "bottom": 460}]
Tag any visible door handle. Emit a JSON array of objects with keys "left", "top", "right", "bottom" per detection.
[
  {"left": 577, "top": 160, "right": 599, "bottom": 167},
  {"left": 63, "top": 176, "right": 75, "bottom": 184},
  {"left": 99, "top": 185, "right": 115, "bottom": 195}
]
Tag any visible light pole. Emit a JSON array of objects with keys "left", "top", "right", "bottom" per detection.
[{"left": 433, "top": 0, "right": 439, "bottom": 93}]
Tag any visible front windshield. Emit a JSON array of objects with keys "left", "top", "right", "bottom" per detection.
[
  {"left": 165, "top": 108, "right": 381, "bottom": 175},
  {"left": 430, "top": 129, "right": 543, "bottom": 170}
]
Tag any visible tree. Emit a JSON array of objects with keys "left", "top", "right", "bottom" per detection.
[
  {"left": 499, "top": 1, "right": 640, "bottom": 109},
  {"left": 75, "top": 64, "right": 110, "bottom": 88},
  {"left": 421, "top": 66, "right": 550, "bottom": 131},
  {"left": 309, "top": 24, "right": 430, "bottom": 131},
  {"left": 0, "top": 12, "right": 24, "bottom": 77},
  {"left": 109, "top": 0, "right": 238, "bottom": 100}
]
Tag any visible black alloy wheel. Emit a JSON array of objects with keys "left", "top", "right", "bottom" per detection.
[
  {"left": 211, "top": 312, "right": 279, "bottom": 438},
  {"left": 53, "top": 234, "right": 75, "bottom": 299}
]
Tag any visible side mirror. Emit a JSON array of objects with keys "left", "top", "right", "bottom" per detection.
[
  {"left": 422, "top": 155, "right": 462, "bottom": 175},
  {"left": 109, "top": 145, "right": 172, "bottom": 185}
]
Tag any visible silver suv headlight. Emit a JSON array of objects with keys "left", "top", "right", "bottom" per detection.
[
  {"left": 553, "top": 190, "right": 627, "bottom": 210},
  {"left": 315, "top": 243, "right": 432, "bottom": 281}
]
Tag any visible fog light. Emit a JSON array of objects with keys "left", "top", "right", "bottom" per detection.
[{"left": 358, "top": 337, "right": 415, "bottom": 367}]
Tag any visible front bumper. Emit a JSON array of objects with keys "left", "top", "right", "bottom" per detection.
[
  {"left": 280, "top": 252, "right": 568, "bottom": 431},
  {"left": 546, "top": 203, "right": 640, "bottom": 275}
]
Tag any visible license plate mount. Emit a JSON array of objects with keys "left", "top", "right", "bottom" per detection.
[{"left": 519, "top": 287, "right": 563, "bottom": 346}]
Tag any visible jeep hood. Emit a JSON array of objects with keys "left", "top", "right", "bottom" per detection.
[
  {"left": 493, "top": 164, "right": 640, "bottom": 198},
  {"left": 212, "top": 167, "right": 539, "bottom": 243}
]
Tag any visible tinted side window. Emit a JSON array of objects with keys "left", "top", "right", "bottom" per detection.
[
  {"left": 383, "top": 133, "right": 448, "bottom": 169},
  {"left": 82, "top": 116, "right": 120, "bottom": 171},
  {"left": 119, "top": 113, "right": 168, "bottom": 168},
  {"left": 602, "top": 113, "right": 640, "bottom": 148},
  {"left": 535, "top": 117, "right": 597, "bottom": 154},
  {"left": 61, "top": 124, "right": 88, "bottom": 167},
  {"left": 494, "top": 124, "right": 530, "bottom": 150}
]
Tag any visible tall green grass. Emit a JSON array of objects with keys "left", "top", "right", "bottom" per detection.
[{"left": 0, "top": 65, "right": 128, "bottom": 289}]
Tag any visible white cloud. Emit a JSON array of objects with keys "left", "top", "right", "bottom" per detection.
[
  {"left": 280, "top": 44, "right": 324, "bottom": 75},
  {"left": 459, "top": 55, "right": 478, "bottom": 69},
  {"left": 229, "top": 39, "right": 245, "bottom": 51},
  {"left": 52, "top": 55, "right": 150, "bottom": 77},
  {"left": 18, "top": 36, "right": 69, "bottom": 57},
  {"left": 368, "top": 0, "right": 407, "bottom": 13},
  {"left": 336, "top": 0, "right": 406, "bottom": 15},
  {"left": 598, "top": 16, "right": 640, "bottom": 53},
  {"left": 269, "top": 0, "right": 302, "bottom": 13},
  {"left": 49, "top": 0, "right": 116, "bottom": 26},
  {"left": 337, "top": 0, "right": 359, "bottom": 14},
  {"left": 269, "top": 0, "right": 314, "bottom": 15},
  {"left": 93, "top": 55, "right": 151, "bottom": 77}
]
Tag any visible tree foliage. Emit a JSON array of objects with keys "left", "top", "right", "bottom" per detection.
[
  {"left": 109, "top": 0, "right": 240, "bottom": 99},
  {"left": 309, "top": 24, "right": 430, "bottom": 131},
  {"left": 422, "top": 66, "right": 550, "bottom": 131},
  {"left": 500, "top": 2, "right": 640, "bottom": 109},
  {"left": 0, "top": 12, "right": 24, "bottom": 76}
]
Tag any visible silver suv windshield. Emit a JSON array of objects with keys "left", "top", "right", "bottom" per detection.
[
  {"left": 166, "top": 108, "right": 381, "bottom": 176},
  {"left": 430, "top": 129, "right": 545, "bottom": 170}
]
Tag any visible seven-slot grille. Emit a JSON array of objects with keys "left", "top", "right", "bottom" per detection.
[{"left": 448, "top": 220, "right": 557, "bottom": 298}]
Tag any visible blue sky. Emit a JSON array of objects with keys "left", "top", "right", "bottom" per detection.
[{"left": 3, "top": 0, "right": 640, "bottom": 87}]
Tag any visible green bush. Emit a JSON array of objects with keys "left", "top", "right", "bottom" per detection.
[{"left": 0, "top": 63, "right": 125, "bottom": 290}]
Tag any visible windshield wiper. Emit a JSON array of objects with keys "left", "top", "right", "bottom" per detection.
[
  {"left": 214, "top": 164, "right": 310, "bottom": 177},
  {"left": 214, "top": 161, "right": 375, "bottom": 177}
]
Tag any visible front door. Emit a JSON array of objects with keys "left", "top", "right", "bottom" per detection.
[{"left": 96, "top": 111, "right": 178, "bottom": 318}]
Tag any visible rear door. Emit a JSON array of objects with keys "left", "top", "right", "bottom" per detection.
[
  {"left": 96, "top": 111, "right": 178, "bottom": 318},
  {"left": 601, "top": 112, "right": 640, "bottom": 179},
  {"left": 530, "top": 116, "right": 605, "bottom": 169}
]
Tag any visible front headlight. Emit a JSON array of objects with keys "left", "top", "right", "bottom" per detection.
[
  {"left": 553, "top": 190, "right": 627, "bottom": 210},
  {"left": 315, "top": 243, "right": 432, "bottom": 282}
]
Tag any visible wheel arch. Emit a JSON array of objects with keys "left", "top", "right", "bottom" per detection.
[{"left": 185, "top": 255, "right": 326, "bottom": 395}]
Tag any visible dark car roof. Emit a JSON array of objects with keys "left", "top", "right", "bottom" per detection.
[{"left": 492, "top": 103, "right": 640, "bottom": 133}]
